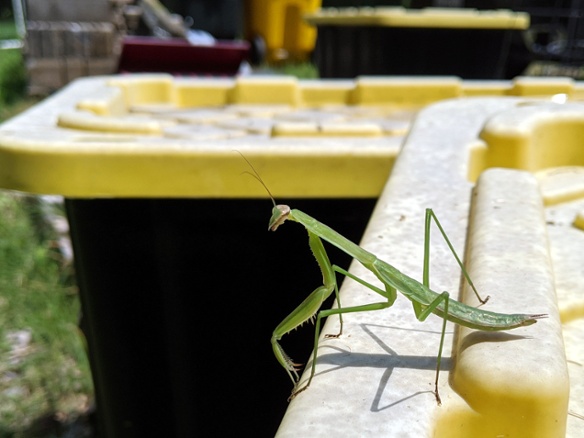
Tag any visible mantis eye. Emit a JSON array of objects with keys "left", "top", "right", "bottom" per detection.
[{"left": 269, "top": 205, "right": 291, "bottom": 231}]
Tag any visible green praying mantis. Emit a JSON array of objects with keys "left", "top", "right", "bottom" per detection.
[{"left": 239, "top": 154, "right": 547, "bottom": 405}]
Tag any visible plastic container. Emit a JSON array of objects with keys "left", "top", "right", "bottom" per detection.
[
  {"left": 274, "top": 87, "right": 584, "bottom": 437},
  {"left": 515, "top": 0, "right": 584, "bottom": 65},
  {"left": 0, "top": 74, "right": 582, "bottom": 437},
  {"left": 117, "top": 36, "right": 250, "bottom": 75},
  {"left": 243, "top": 0, "right": 321, "bottom": 62},
  {"left": 306, "top": 7, "right": 530, "bottom": 79}
]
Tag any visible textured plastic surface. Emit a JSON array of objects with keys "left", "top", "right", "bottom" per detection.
[
  {"left": 276, "top": 97, "right": 582, "bottom": 437},
  {"left": 469, "top": 101, "right": 584, "bottom": 178},
  {"left": 536, "top": 166, "right": 584, "bottom": 437},
  {"left": 1, "top": 75, "right": 583, "bottom": 197}
]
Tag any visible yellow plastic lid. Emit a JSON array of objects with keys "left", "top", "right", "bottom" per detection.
[
  {"left": 1, "top": 75, "right": 581, "bottom": 198},
  {"left": 305, "top": 7, "right": 530, "bottom": 30}
]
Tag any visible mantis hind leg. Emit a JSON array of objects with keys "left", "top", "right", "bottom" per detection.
[
  {"left": 412, "top": 289, "right": 451, "bottom": 405},
  {"left": 424, "top": 208, "right": 489, "bottom": 304},
  {"left": 422, "top": 209, "right": 481, "bottom": 404}
]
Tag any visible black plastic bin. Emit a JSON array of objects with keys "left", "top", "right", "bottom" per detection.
[
  {"left": 306, "top": 7, "right": 529, "bottom": 79},
  {"left": 0, "top": 73, "right": 405, "bottom": 437},
  {"left": 66, "top": 198, "right": 376, "bottom": 437}
]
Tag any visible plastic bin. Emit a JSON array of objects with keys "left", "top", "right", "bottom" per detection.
[
  {"left": 0, "top": 74, "right": 411, "bottom": 437},
  {"left": 244, "top": 0, "right": 321, "bottom": 62},
  {"left": 118, "top": 36, "right": 250, "bottom": 75},
  {"left": 66, "top": 197, "right": 375, "bottom": 437},
  {"left": 275, "top": 83, "right": 584, "bottom": 437},
  {"left": 511, "top": 0, "right": 584, "bottom": 65},
  {"left": 306, "top": 7, "right": 530, "bottom": 79},
  {"left": 0, "top": 75, "right": 582, "bottom": 437}
]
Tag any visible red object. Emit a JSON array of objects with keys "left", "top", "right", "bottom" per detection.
[{"left": 118, "top": 36, "right": 250, "bottom": 75}]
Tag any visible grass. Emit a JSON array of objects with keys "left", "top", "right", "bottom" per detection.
[
  {"left": 0, "top": 20, "right": 18, "bottom": 40},
  {"left": 276, "top": 62, "right": 319, "bottom": 79},
  {"left": 0, "top": 47, "right": 38, "bottom": 124},
  {"left": 0, "top": 193, "right": 93, "bottom": 437},
  {"left": 0, "top": 43, "right": 94, "bottom": 436},
  {"left": 254, "top": 61, "right": 320, "bottom": 79},
  {"left": 0, "top": 49, "right": 26, "bottom": 108}
]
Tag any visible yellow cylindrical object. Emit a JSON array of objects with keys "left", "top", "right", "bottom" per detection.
[{"left": 244, "top": 0, "right": 320, "bottom": 62}]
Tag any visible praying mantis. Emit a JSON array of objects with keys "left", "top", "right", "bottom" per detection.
[{"left": 239, "top": 154, "right": 547, "bottom": 405}]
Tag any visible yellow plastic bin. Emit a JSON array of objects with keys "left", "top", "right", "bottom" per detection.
[
  {"left": 275, "top": 80, "right": 584, "bottom": 438},
  {"left": 244, "top": 0, "right": 321, "bottom": 62},
  {"left": 0, "top": 74, "right": 582, "bottom": 437},
  {"left": 0, "top": 74, "right": 411, "bottom": 437},
  {"left": 306, "top": 7, "right": 530, "bottom": 78}
]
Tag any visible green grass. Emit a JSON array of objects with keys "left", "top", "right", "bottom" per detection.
[
  {"left": 0, "top": 193, "right": 93, "bottom": 437},
  {"left": 0, "top": 49, "right": 26, "bottom": 107},
  {"left": 255, "top": 61, "right": 320, "bottom": 79},
  {"left": 0, "top": 20, "right": 18, "bottom": 40},
  {"left": 277, "top": 62, "right": 319, "bottom": 79},
  {"left": 0, "top": 51, "right": 93, "bottom": 434}
]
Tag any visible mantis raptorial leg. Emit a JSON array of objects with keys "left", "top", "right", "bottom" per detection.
[{"left": 239, "top": 153, "right": 546, "bottom": 404}]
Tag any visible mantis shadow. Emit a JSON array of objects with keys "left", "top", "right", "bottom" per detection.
[
  {"left": 361, "top": 323, "right": 535, "bottom": 411},
  {"left": 308, "top": 322, "right": 454, "bottom": 412},
  {"left": 456, "top": 330, "right": 534, "bottom": 354}
]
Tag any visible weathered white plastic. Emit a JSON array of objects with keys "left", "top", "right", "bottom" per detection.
[
  {"left": 536, "top": 166, "right": 584, "bottom": 437},
  {"left": 276, "top": 98, "right": 575, "bottom": 437}
]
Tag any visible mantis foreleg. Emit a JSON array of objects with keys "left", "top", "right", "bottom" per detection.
[
  {"left": 271, "top": 231, "right": 339, "bottom": 387},
  {"left": 276, "top": 230, "right": 398, "bottom": 400}
]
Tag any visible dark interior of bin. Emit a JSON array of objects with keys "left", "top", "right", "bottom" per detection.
[
  {"left": 67, "top": 198, "right": 376, "bottom": 437},
  {"left": 315, "top": 26, "right": 514, "bottom": 79},
  {"left": 318, "top": 0, "right": 584, "bottom": 78}
]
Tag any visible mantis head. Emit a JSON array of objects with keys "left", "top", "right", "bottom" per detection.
[
  {"left": 235, "top": 151, "right": 291, "bottom": 232},
  {"left": 269, "top": 204, "right": 291, "bottom": 231}
]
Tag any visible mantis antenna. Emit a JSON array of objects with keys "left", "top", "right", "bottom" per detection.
[{"left": 235, "top": 151, "right": 290, "bottom": 231}]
